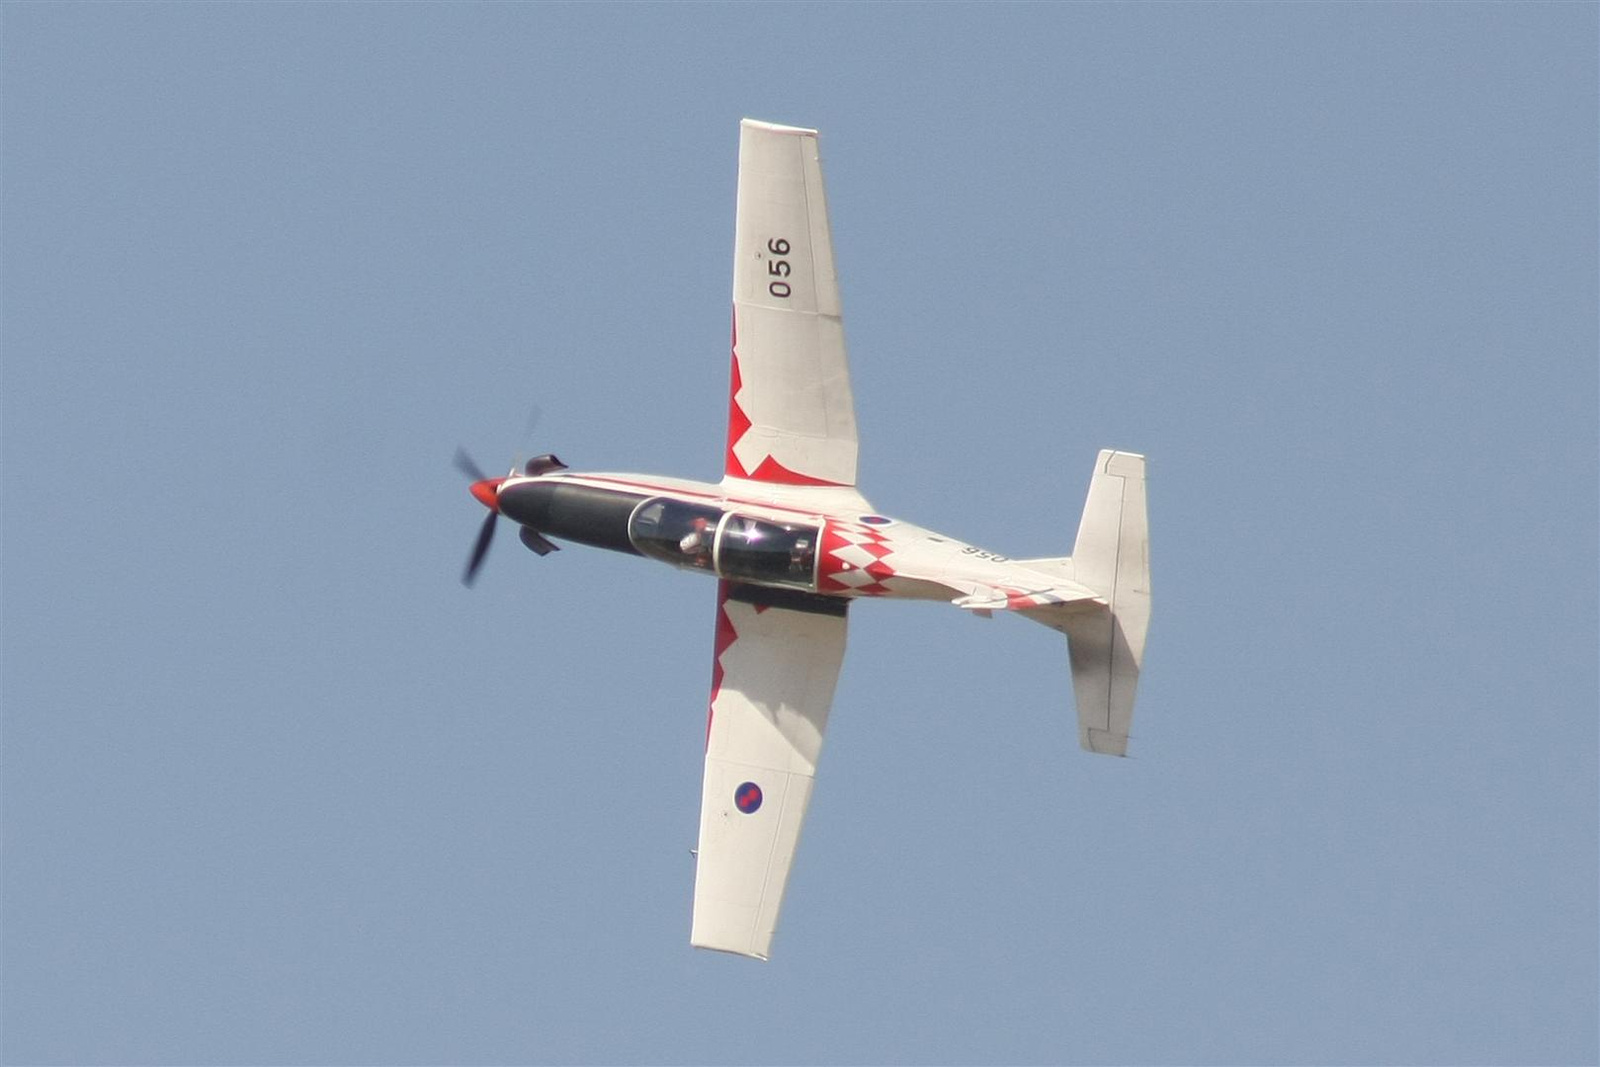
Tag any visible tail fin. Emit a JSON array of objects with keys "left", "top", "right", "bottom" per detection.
[{"left": 1060, "top": 450, "right": 1150, "bottom": 756}]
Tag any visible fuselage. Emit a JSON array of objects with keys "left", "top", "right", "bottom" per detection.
[{"left": 488, "top": 469, "right": 1099, "bottom": 613}]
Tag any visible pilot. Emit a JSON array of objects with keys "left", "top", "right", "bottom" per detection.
[
  {"left": 679, "top": 516, "right": 712, "bottom": 563},
  {"left": 790, "top": 536, "right": 813, "bottom": 576}
]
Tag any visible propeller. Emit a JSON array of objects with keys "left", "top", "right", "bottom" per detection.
[
  {"left": 454, "top": 447, "right": 489, "bottom": 483},
  {"left": 464, "top": 509, "right": 497, "bottom": 586},
  {"left": 455, "top": 446, "right": 505, "bottom": 587},
  {"left": 509, "top": 405, "right": 544, "bottom": 481},
  {"left": 455, "top": 418, "right": 564, "bottom": 585}
]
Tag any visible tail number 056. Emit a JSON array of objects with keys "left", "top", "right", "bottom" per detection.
[{"left": 766, "top": 239, "right": 791, "bottom": 298}]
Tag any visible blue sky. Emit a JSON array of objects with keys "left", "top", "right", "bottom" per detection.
[{"left": 3, "top": 4, "right": 1595, "bottom": 1064}]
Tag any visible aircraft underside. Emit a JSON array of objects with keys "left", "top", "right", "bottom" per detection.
[{"left": 458, "top": 120, "right": 1150, "bottom": 960}]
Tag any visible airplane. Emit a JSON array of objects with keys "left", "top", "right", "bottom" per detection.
[{"left": 456, "top": 119, "right": 1151, "bottom": 961}]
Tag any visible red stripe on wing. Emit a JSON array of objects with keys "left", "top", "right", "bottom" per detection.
[
  {"left": 723, "top": 308, "right": 847, "bottom": 488},
  {"left": 707, "top": 581, "right": 739, "bottom": 749},
  {"left": 724, "top": 313, "right": 753, "bottom": 479}
]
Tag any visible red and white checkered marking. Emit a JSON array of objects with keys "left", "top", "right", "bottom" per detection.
[{"left": 818, "top": 522, "right": 896, "bottom": 596}]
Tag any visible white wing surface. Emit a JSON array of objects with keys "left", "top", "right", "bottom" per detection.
[
  {"left": 692, "top": 580, "right": 849, "bottom": 959},
  {"left": 725, "top": 119, "right": 858, "bottom": 488}
]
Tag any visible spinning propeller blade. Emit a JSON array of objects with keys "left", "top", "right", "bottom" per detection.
[
  {"left": 454, "top": 448, "right": 489, "bottom": 483},
  {"left": 456, "top": 446, "right": 501, "bottom": 585},
  {"left": 463, "top": 510, "right": 497, "bottom": 586}
]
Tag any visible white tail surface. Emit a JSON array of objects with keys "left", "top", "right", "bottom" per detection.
[{"left": 1060, "top": 450, "right": 1150, "bottom": 756}]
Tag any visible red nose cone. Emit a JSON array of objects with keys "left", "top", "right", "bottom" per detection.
[{"left": 470, "top": 479, "right": 502, "bottom": 512}]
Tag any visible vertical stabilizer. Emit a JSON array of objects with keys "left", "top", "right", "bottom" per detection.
[{"left": 1061, "top": 450, "right": 1150, "bottom": 756}]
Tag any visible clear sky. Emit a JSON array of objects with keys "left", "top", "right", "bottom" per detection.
[{"left": 3, "top": 4, "right": 1595, "bottom": 1065}]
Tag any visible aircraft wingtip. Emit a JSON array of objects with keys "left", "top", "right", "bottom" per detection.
[{"left": 741, "top": 117, "right": 818, "bottom": 137}]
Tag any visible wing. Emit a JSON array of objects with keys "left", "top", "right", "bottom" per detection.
[
  {"left": 725, "top": 119, "right": 859, "bottom": 488},
  {"left": 692, "top": 580, "right": 849, "bottom": 959}
]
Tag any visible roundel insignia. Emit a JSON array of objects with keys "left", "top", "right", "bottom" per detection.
[
  {"left": 859, "top": 515, "right": 892, "bottom": 526},
  {"left": 734, "top": 781, "right": 763, "bottom": 814}
]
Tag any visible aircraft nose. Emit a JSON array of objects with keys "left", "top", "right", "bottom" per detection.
[{"left": 470, "top": 479, "right": 502, "bottom": 512}]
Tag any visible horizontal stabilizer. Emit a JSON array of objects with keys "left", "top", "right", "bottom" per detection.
[{"left": 951, "top": 580, "right": 1102, "bottom": 615}]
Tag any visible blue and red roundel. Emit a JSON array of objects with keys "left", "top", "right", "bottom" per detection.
[{"left": 734, "top": 781, "right": 763, "bottom": 814}]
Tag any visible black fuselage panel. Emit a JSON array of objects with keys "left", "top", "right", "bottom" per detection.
[{"left": 497, "top": 482, "right": 646, "bottom": 556}]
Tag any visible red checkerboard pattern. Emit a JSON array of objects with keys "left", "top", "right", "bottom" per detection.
[{"left": 818, "top": 522, "right": 896, "bottom": 596}]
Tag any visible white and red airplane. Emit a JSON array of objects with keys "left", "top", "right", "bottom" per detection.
[{"left": 458, "top": 119, "right": 1151, "bottom": 960}]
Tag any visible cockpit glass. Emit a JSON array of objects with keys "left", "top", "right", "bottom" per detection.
[
  {"left": 628, "top": 498, "right": 723, "bottom": 571},
  {"left": 627, "top": 498, "right": 820, "bottom": 588},
  {"left": 717, "top": 514, "right": 819, "bottom": 590}
]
